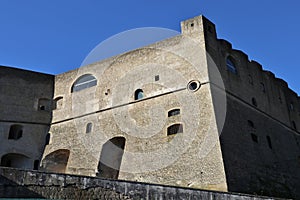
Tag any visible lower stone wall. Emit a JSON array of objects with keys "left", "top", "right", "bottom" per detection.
[{"left": 0, "top": 167, "right": 278, "bottom": 199}]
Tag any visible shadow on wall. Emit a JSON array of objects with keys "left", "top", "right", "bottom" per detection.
[
  {"left": 40, "top": 149, "right": 70, "bottom": 173},
  {"left": 97, "top": 137, "right": 126, "bottom": 179},
  {"left": 0, "top": 174, "right": 43, "bottom": 198},
  {"left": 0, "top": 153, "right": 32, "bottom": 170}
]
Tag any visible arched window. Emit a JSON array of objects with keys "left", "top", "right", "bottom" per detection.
[
  {"left": 134, "top": 89, "right": 144, "bottom": 100},
  {"left": 252, "top": 97, "right": 257, "bottom": 107},
  {"left": 71, "top": 74, "right": 97, "bottom": 93},
  {"left": 86, "top": 123, "right": 93, "bottom": 133},
  {"left": 226, "top": 56, "right": 237, "bottom": 74},
  {"left": 167, "top": 124, "right": 183, "bottom": 136},
  {"left": 168, "top": 109, "right": 180, "bottom": 117},
  {"left": 8, "top": 125, "right": 23, "bottom": 140}
]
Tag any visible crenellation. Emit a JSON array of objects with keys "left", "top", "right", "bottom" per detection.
[
  {"left": 231, "top": 50, "right": 249, "bottom": 63},
  {"left": 217, "top": 39, "right": 232, "bottom": 50},
  {"left": 207, "top": 24, "right": 299, "bottom": 131},
  {"left": 262, "top": 70, "right": 275, "bottom": 79},
  {"left": 0, "top": 15, "right": 299, "bottom": 199},
  {"left": 249, "top": 60, "right": 263, "bottom": 71}
]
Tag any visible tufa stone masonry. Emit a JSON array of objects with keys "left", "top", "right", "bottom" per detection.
[{"left": 0, "top": 15, "right": 299, "bottom": 199}]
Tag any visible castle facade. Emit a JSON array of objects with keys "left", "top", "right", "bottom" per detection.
[{"left": 0, "top": 15, "right": 299, "bottom": 199}]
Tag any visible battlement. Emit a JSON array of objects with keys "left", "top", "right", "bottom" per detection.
[
  {"left": 0, "top": 15, "right": 299, "bottom": 199},
  {"left": 193, "top": 17, "right": 300, "bottom": 132}
]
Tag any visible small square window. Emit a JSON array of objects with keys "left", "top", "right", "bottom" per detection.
[
  {"left": 155, "top": 75, "right": 159, "bottom": 81},
  {"left": 251, "top": 133, "right": 258, "bottom": 143}
]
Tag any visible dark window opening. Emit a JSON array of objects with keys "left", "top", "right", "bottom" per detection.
[
  {"left": 189, "top": 82, "right": 198, "bottom": 90},
  {"left": 0, "top": 153, "right": 31, "bottom": 169},
  {"left": 252, "top": 98, "right": 257, "bottom": 107},
  {"left": 86, "top": 123, "right": 93, "bottom": 133},
  {"left": 188, "top": 80, "right": 200, "bottom": 92},
  {"left": 155, "top": 75, "right": 159, "bottom": 81},
  {"left": 266, "top": 136, "right": 272, "bottom": 149},
  {"left": 168, "top": 109, "right": 180, "bottom": 117},
  {"left": 45, "top": 133, "right": 50, "bottom": 145},
  {"left": 248, "top": 120, "right": 255, "bottom": 128},
  {"left": 292, "top": 121, "right": 297, "bottom": 131},
  {"left": 71, "top": 74, "right": 97, "bottom": 93},
  {"left": 226, "top": 57, "right": 237, "bottom": 74},
  {"left": 167, "top": 124, "right": 183, "bottom": 136},
  {"left": 251, "top": 133, "right": 258, "bottom": 143},
  {"left": 190, "top": 23, "right": 194, "bottom": 27},
  {"left": 8, "top": 125, "right": 23, "bottom": 140},
  {"left": 34, "top": 160, "right": 39, "bottom": 170},
  {"left": 134, "top": 89, "right": 144, "bottom": 100},
  {"left": 105, "top": 89, "right": 110, "bottom": 95},
  {"left": 38, "top": 98, "right": 51, "bottom": 111}
]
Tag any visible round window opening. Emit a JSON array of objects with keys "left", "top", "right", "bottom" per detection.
[{"left": 187, "top": 80, "right": 200, "bottom": 92}]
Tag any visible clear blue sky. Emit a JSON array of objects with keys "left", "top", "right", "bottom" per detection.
[{"left": 0, "top": 1, "right": 299, "bottom": 94}]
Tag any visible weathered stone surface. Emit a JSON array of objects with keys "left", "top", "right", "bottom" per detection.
[
  {"left": 0, "top": 15, "right": 299, "bottom": 199},
  {"left": 0, "top": 167, "right": 277, "bottom": 200}
]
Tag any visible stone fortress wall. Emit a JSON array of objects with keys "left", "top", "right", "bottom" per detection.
[
  {"left": 0, "top": 66, "right": 53, "bottom": 170},
  {"left": 42, "top": 15, "right": 228, "bottom": 191},
  {"left": 189, "top": 16, "right": 300, "bottom": 198},
  {"left": 0, "top": 15, "right": 299, "bottom": 199},
  {"left": 0, "top": 167, "right": 276, "bottom": 200}
]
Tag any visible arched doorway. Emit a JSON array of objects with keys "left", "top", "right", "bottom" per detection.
[
  {"left": 41, "top": 149, "right": 70, "bottom": 173},
  {"left": 0, "top": 153, "right": 31, "bottom": 169},
  {"left": 97, "top": 137, "right": 126, "bottom": 179}
]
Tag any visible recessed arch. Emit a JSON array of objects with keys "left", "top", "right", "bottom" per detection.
[
  {"left": 97, "top": 137, "right": 126, "bottom": 179},
  {"left": 71, "top": 74, "right": 97, "bottom": 93},
  {"left": 41, "top": 149, "right": 70, "bottom": 173},
  {"left": 0, "top": 153, "right": 31, "bottom": 169},
  {"left": 8, "top": 124, "right": 23, "bottom": 140},
  {"left": 38, "top": 98, "right": 51, "bottom": 111}
]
